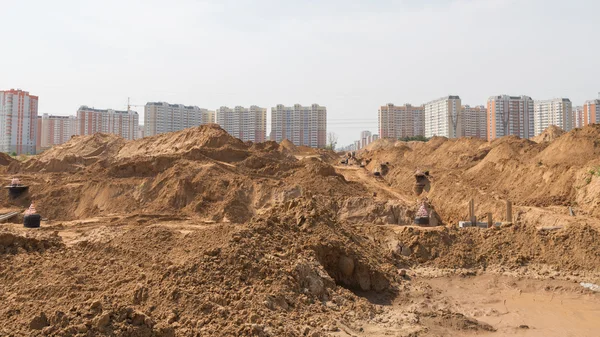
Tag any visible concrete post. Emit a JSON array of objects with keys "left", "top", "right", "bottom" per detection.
[
  {"left": 506, "top": 200, "right": 512, "bottom": 223},
  {"left": 469, "top": 199, "right": 476, "bottom": 226}
]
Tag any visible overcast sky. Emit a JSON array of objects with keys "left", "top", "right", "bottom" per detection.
[{"left": 2, "top": 0, "right": 599, "bottom": 145}]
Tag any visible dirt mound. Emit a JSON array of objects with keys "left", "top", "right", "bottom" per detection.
[
  {"left": 532, "top": 125, "right": 566, "bottom": 143},
  {"left": 279, "top": 139, "right": 298, "bottom": 153},
  {"left": 0, "top": 198, "right": 404, "bottom": 336},
  {"left": 4, "top": 119, "right": 600, "bottom": 335},
  {"left": 116, "top": 124, "right": 248, "bottom": 162},
  {"left": 0, "top": 229, "right": 64, "bottom": 254},
  {"left": 0, "top": 153, "right": 15, "bottom": 166},
  {"left": 392, "top": 223, "right": 600, "bottom": 271},
  {"left": 21, "top": 133, "right": 126, "bottom": 172}
]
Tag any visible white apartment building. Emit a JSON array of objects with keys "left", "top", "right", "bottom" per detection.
[
  {"left": 144, "top": 102, "right": 215, "bottom": 137},
  {"left": 487, "top": 95, "right": 535, "bottom": 140},
  {"left": 0, "top": 89, "right": 38, "bottom": 154},
  {"left": 360, "top": 130, "right": 371, "bottom": 149},
  {"left": 461, "top": 105, "right": 487, "bottom": 139},
  {"left": 77, "top": 106, "right": 139, "bottom": 140},
  {"left": 270, "top": 104, "right": 327, "bottom": 148},
  {"left": 356, "top": 131, "right": 379, "bottom": 149},
  {"left": 424, "top": 96, "right": 462, "bottom": 138},
  {"left": 533, "top": 98, "right": 572, "bottom": 136},
  {"left": 573, "top": 106, "right": 584, "bottom": 128},
  {"left": 378, "top": 103, "right": 424, "bottom": 139},
  {"left": 216, "top": 106, "right": 267, "bottom": 142},
  {"left": 137, "top": 125, "right": 145, "bottom": 139},
  {"left": 36, "top": 114, "right": 77, "bottom": 150}
]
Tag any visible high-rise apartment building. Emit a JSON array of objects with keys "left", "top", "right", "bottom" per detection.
[
  {"left": 378, "top": 103, "right": 424, "bottom": 139},
  {"left": 533, "top": 98, "right": 572, "bottom": 136},
  {"left": 144, "top": 102, "right": 215, "bottom": 137},
  {"left": 360, "top": 130, "right": 372, "bottom": 149},
  {"left": 137, "top": 125, "right": 145, "bottom": 139},
  {"left": 76, "top": 106, "right": 139, "bottom": 140},
  {"left": 270, "top": 104, "right": 327, "bottom": 148},
  {"left": 573, "top": 106, "right": 584, "bottom": 128},
  {"left": 36, "top": 114, "right": 77, "bottom": 150},
  {"left": 216, "top": 106, "right": 267, "bottom": 142},
  {"left": 424, "top": 96, "right": 462, "bottom": 138},
  {"left": 583, "top": 96, "right": 600, "bottom": 126},
  {"left": 486, "top": 95, "right": 535, "bottom": 141},
  {"left": 0, "top": 89, "right": 38, "bottom": 154},
  {"left": 461, "top": 105, "right": 487, "bottom": 139}
]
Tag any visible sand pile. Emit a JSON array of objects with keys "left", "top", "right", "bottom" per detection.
[
  {"left": 278, "top": 139, "right": 298, "bottom": 154},
  {"left": 4, "top": 122, "right": 600, "bottom": 335},
  {"left": 360, "top": 125, "right": 600, "bottom": 223},
  {"left": 2, "top": 125, "right": 363, "bottom": 223},
  {"left": 0, "top": 152, "right": 15, "bottom": 166},
  {"left": 21, "top": 133, "right": 126, "bottom": 172},
  {"left": 391, "top": 223, "right": 600, "bottom": 271},
  {"left": 532, "top": 125, "right": 566, "bottom": 143},
  {"left": 0, "top": 197, "right": 407, "bottom": 336}
]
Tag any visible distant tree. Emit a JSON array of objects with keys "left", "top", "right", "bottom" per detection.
[
  {"left": 326, "top": 132, "right": 339, "bottom": 150},
  {"left": 399, "top": 135, "right": 429, "bottom": 142},
  {"left": 10, "top": 151, "right": 16, "bottom": 157}
]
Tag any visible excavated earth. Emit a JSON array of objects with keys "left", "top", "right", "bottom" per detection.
[{"left": 1, "top": 124, "right": 600, "bottom": 336}]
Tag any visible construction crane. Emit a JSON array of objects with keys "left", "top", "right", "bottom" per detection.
[{"left": 126, "top": 97, "right": 144, "bottom": 112}]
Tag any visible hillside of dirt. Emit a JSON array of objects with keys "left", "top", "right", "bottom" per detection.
[
  {"left": 532, "top": 125, "right": 566, "bottom": 143},
  {"left": 2, "top": 124, "right": 600, "bottom": 336},
  {"left": 359, "top": 124, "right": 600, "bottom": 222},
  {"left": 0, "top": 152, "right": 15, "bottom": 166}
]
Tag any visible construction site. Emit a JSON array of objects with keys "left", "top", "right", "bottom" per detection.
[{"left": 2, "top": 123, "right": 600, "bottom": 336}]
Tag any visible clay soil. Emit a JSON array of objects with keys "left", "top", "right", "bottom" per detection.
[{"left": 2, "top": 124, "right": 600, "bottom": 336}]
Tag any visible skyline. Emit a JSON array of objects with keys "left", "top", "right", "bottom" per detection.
[{"left": 2, "top": 0, "right": 599, "bottom": 145}]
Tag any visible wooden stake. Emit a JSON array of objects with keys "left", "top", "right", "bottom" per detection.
[
  {"left": 506, "top": 200, "right": 513, "bottom": 223},
  {"left": 487, "top": 213, "right": 493, "bottom": 228},
  {"left": 469, "top": 199, "right": 476, "bottom": 226}
]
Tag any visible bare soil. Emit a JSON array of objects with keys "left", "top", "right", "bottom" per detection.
[{"left": 1, "top": 124, "right": 600, "bottom": 336}]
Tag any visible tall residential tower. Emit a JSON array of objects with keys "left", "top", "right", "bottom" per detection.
[
  {"left": 270, "top": 104, "right": 327, "bottom": 148},
  {"left": 486, "top": 95, "right": 535, "bottom": 141},
  {"left": 533, "top": 98, "right": 572, "bottom": 136},
  {"left": 378, "top": 103, "right": 424, "bottom": 139},
  {"left": 36, "top": 114, "right": 77, "bottom": 150},
  {"left": 0, "top": 89, "right": 38, "bottom": 154},
  {"left": 216, "top": 106, "right": 267, "bottom": 142},
  {"left": 424, "top": 96, "right": 462, "bottom": 138},
  {"left": 583, "top": 95, "right": 600, "bottom": 126},
  {"left": 144, "top": 102, "right": 215, "bottom": 137},
  {"left": 77, "top": 106, "right": 139, "bottom": 140}
]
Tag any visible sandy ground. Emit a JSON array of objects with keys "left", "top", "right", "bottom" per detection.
[{"left": 423, "top": 274, "right": 600, "bottom": 337}]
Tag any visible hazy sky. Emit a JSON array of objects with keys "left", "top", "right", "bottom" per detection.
[{"left": 2, "top": 0, "right": 599, "bottom": 145}]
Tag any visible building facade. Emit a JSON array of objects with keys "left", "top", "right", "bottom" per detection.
[
  {"left": 36, "top": 114, "right": 77, "bottom": 150},
  {"left": 533, "top": 98, "right": 572, "bottom": 136},
  {"left": 144, "top": 102, "right": 215, "bottom": 137},
  {"left": 270, "top": 104, "right": 327, "bottom": 148},
  {"left": 76, "top": 106, "right": 139, "bottom": 140},
  {"left": 378, "top": 103, "right": 424, "bottom": 139},
  {"left": 360, "top": 130, "right": 372, "bottom": 149},
  {"left": 573, "top": 106, "right": 584, "bottom": 128},
  {"left": 0, "top": 89, "right": 38, "bottom": 155},
  {"left": 583, "top": 98, "right": 600, "bottom": 126},
  {"left": 424, "top": 96, "right": 462, "bottom": 138},
  {"left": 355, "top": 131, "right": 378, "bottom": 150},
  {"left": 137, "top": 125, "right": 145, "bottom": 139},
  {"left": 461, "top": 105, "right": 487, "bottom": 139},
  {"left": 486, "top": 95, "right": 535, "bottom": 141},
  {"left": 216, "top": 106, "right": 267, "bottom": 142}
]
